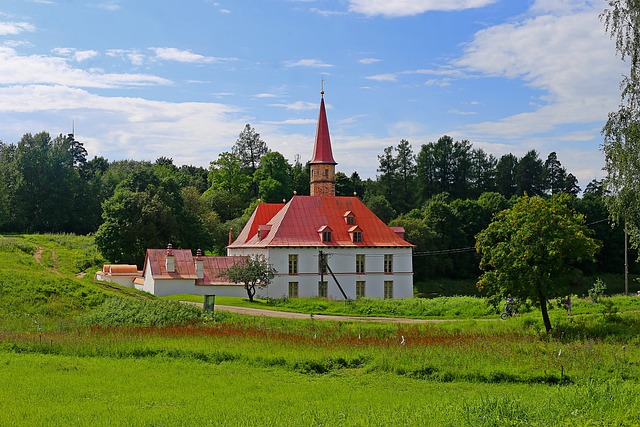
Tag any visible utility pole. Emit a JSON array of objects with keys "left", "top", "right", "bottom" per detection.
[{"left": 625, "top": 227, "right": 629, "bottom": 296}]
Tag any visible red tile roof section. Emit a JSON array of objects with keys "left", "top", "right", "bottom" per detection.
[
  {"left": 144, "top": 248, "right": 247, "bottom": 285},
  {"left": 230, "top": 195, "right": 413, "bottom": 248},
  {"left": 230, "top": 202, "right": 285, "bottom": 246},
  {"left": 145, "top": 249, "right": 197, "bottom": 279},
  {"left": 196, "top": 256, "right": 246, "bottom": 286},
  {"left": 310, "top": 97, "right": 337, "bottom": 165}
]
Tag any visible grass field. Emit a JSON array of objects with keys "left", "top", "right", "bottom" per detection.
[{"left": 2, "top": 233, "right": 640, "bottom": 425}]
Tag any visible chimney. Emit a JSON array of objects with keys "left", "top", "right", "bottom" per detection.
[
  {"left": 165, "top": 243, "right": 175, "bottom": 273},
  {"left": 195, "top": 249, "right": 204, "bottom": 279}
]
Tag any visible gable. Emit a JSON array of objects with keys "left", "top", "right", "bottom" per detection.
[{"left": 231, "top": 202, "right": 285, "bottom": 246}]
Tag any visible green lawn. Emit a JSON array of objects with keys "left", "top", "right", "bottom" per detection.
[
  {"left": 3, "top": 233, "right": 640, "bottom": 426},
  {"left": 2, "top": 350, "right": 639, "bottom": 426}
]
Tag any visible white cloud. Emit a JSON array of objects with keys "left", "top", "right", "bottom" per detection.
[
  {"left": 284, "top": 59, "right": 333, "bottom": 68},
  {"left": 269, "top": 101, "right": 318, "bottom": 111},
  {"left": 150, "top": 47, "right": 223, "bottom": 64},
  {"left": 348, "top": 0, "right": 498, "bottom": 17},
  {"left": 264, "top": 118, "right": 316, "bottom": 125},
  {"left": 0, "top": 84, "right": 246, "bottom": 167},
  {"left": 366, "top": 73, "right": 396, "bottom": 82},
  {"left": 254, "top": 93, "right": 277, "bottom": 98},
  {"left": 53, "top": 48, "right": 99, "bottom": 62},
  {"left": 93, "top": 1, "right": 121, "bottom": 11},
  {"left": 0, "top": 47, "right": 169, "bottom": 88},
  {"left": 358, "top": 58, "right": 381, "bottom": 65},
  {"left": 453, "top": 0, "right": 623, "bottom": 139},
  {"left": 107, "top": 49, "right": 146, "bottom": 66},
  {"left": 0, "top": 21, "right": 35, "bottom": 35}
]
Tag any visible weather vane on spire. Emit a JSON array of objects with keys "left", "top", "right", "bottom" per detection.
[{"left": 321, "top": 78, "right": 325, "bottom": 96}]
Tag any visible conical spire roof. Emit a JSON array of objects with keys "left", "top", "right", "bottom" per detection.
[{"left": 310, "top": 94, "right": 337, "bottom": 165}]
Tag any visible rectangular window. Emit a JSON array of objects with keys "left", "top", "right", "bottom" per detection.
[
  {"left": 356, "top": 281, "right": 365, "bottom": 299},
  {"left": 322, "top": 231, "right": 332, "bottom": 242},
  {"left": 352, "top": 231, "right": 362, "bottom": 242},
  {"left": 355, "top": 254, "right": 365, "bottom": 274},
  {"left": 384, "top": 254, "right": 393, "bottom": 274},
  {"left": 346, "top": 215, "right": 355, "bottom": 225},
  {"left": 384, "top": 281, "right": 393, "bottom": 299},
  {"left": 318, "top": 281, "right": 328, "bottom": 298},
  {"left": 288, "top": 254, "right": 298, "bottom": 275},
  {"left": 318, "top": 253, "right": 328, "bottom": 274},
  {"left": 288, "top": 282, "right": 299, "bottom": 298}
]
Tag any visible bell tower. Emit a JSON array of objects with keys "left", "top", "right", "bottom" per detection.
[{"left": 309, "top": 89, "right": 337, "bottom": 196}]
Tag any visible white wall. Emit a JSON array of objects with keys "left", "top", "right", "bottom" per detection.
[{"left": 250, "top": 246, "right": 413, "bottom": 300}]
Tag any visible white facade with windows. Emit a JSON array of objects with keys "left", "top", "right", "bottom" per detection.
[{"left": 227, "top": 246, "right": 413, "bottom": 299}]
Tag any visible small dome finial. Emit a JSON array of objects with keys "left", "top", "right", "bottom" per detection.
[{"left": 321, "top": 78, "right": 325, "bottom": 97}]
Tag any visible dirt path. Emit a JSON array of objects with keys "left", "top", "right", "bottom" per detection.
[{"left": 197, "top": 303, "right": 456, "bottom": 323}]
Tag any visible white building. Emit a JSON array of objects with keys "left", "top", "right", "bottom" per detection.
[{"left": 227, "top": 92, "right": 414, "bottom": 299}]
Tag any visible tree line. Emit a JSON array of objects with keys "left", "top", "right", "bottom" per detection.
[{"left": 0, "top": 126, "right": 634, "bottom": 289}]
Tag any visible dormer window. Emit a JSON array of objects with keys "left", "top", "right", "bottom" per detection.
[
  {"left": 343, "top": 211, "right": 355, "bottom": 225},
  {"left": 348, "top": 226, "right": 363, "bottom": 243},
  {"left": 318, "top": 225, "right": 332, "bottom": 243},
  {"left": 257, "top": 225, "right": 272, "bottom": 241}
]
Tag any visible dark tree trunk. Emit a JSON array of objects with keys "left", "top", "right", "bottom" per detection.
[
  {"left": 246, "top": 284, "right": 255, "bottom": 302},
  {"left": 538, "top": 289, "right": 552, "bottom": 333}
]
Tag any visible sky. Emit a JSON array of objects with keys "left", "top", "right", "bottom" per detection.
[{"left": 0, "top": 0, "right": 626, "bottom": 190}]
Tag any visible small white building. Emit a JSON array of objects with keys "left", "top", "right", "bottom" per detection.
[
  {"left": 137, "top": 246, "right": 248, "bottom": 297},
  {"left": 95, "top": 264, "right": 140, "bottom": 287}
]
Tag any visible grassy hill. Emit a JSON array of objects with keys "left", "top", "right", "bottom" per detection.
[{"left": 0, "top": 234, "right": 139, "bottom": 331}]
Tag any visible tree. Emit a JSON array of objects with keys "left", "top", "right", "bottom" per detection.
[
  {"left": 233, "top": 124, "right": 269, "bottom": 197},
  {"left": 600, "top": 1, "right": 640, "bottom": 258},
  {"left": 542, "top": 152, "right": 567, "bottom": 195},
  {"left": 495, "top": 154, "right": 518, "bottom": 198},
  {"left": 476, "top": 195, "right": 599, "bottom": 333},
  {"left": 515, "top": 150, "right": 545, "bottom": 196},
  {"left": 253, "top": 151, "right": 292, "bottom": 202},
  {"left": 218, "top": 254, "right": 276, "bottom": 302},
  {"left": 416, "top": 136, "right": 472, "bottom": 202},
  {"left": 203, "top": 152, "right": 251, "bottom": 221}
]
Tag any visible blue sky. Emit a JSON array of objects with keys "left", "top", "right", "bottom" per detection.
[{"left": 0, "top": 0, "right": 625, "bottom": 189}]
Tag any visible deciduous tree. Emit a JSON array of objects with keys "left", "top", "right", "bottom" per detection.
[
  {"left": 601, "top": 1, "right": 640, "bottom": 258},
  {"left": 218, "top": 254, "right": 276, "bottom": 302},
  {"left": 476, "top": 195, "right": 599, "bottom": 333}
]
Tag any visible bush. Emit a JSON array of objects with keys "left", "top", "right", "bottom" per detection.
[
  {"left": 84, "top": 297, "right": 204, "bottom": 327},
  {"left": 589, "top": 278, "right": 607, "bottom": 303}
]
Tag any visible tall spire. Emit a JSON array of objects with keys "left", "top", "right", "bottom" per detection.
[
  {"left": 310, "top": 86, "right": 337, "bottom": 196},
  {"left": 310, "top": 90, "right": 337, "bottom": 166}
]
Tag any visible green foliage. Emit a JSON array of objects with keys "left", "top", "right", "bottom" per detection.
[
  {"left": 219, "top": 254, "right": 276, "bottom": 302},
  {"left": 599, "top": 299, "right": 621, "bottom": 322},
  {"left": 476, "top": 194, "right": 600, "bottom": 332},
  {"left": 83, "top": 297, "right": 204, "bottom": 327},
  {"left": 601, "top": 1, "right": 640, "bottom": 261},
  {"left": 589, "top": 277, "right": 608, "bottom": 303}
]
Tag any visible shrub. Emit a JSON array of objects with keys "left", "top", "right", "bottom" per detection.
[
  {"left": 84, "top": 297, "right": 204, "bottom": 327},
  {"left": 589, "top": 278, "right": 607, "bottom": 303}
]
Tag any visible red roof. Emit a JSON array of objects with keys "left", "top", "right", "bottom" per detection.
[
  {"left": 231, "top": 202, "right": 285, "bottom": 246},
  {"left": 310, "top": 96, "right": 337, "bottom": 165},
  {"left": 143, "top": 248, "right": 245, "bottom": 285},
  {"left": 228, "top": 195, "right": 412, "bottom": 248},
  {"left": 145, "top": 249, "right": 197, "bottom": 279},
  {"left": 197, "top": 256, "right": 246, "bottom": 286}
]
